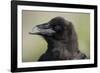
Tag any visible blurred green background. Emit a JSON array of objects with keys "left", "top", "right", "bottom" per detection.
[{"left": 22, "top": 10, "right": 90, "bottom": 62}]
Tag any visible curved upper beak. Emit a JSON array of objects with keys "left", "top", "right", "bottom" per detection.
[
  {"left": 29, "top": 25, "right": 40, "bottom": 35},
  {"left": 29, "top": 23, "right": 56, "bottom": 36}
]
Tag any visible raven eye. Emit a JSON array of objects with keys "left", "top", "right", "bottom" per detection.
[
  {"left": 54, "top": 26, "right": 62, "bottom": 31},
  {"left": 55, "top": 26, "right": 60, "bottom": 29}
]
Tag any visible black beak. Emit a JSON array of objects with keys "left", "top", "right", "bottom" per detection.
[{"left": 29, "top": 23, "right": 56, "bottom": 36}]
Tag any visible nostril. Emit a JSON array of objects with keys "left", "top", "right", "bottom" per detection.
[{"left": 37, "top": 23, "right": 50, "bottom": 29}]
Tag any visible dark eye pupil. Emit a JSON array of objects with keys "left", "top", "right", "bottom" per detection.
[
  {"left": 51, "top": 25, "right": 61, "bottom": 31},
  {"left": 54, "top": 26, "right": 61, "bottom": 31}
]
